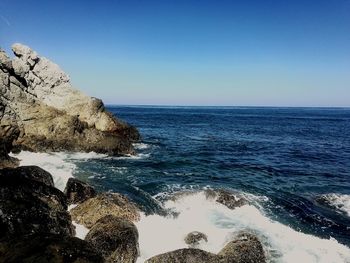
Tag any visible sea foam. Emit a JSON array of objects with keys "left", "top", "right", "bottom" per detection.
[
  {"left": 318, "top": 193, "right": 350, "bottom": 217},
  {"left": 136, "top": 191, "right": 350, "bottom": 263}
]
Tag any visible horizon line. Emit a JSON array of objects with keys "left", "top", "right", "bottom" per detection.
[{"left": 104, "top": 104, "right": 350, "bottom": 109}]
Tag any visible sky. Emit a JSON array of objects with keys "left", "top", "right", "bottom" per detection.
[{"left": 1, "top": 0, "right": 350, "bottom": 107}]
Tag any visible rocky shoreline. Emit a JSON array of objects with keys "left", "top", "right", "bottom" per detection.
[{"left": 0, "top": 44, "right": 266, "bottom": 262}]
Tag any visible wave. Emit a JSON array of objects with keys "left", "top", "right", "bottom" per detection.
[
  {"left": 10, "top": 151, "right": 107, "bottom": 191},
  {"left": 317, "top": 194, "right": 350, "bottom": 217},
  {"left": 133, "top": 143, "right": 151, "bottom": 150},
  {"left": 135, "top": 191, "right": 350, "bottom": 263}
]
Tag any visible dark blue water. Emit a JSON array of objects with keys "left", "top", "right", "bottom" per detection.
[{"left": 74, "top": 106, "right": 350, "bottom": 246}]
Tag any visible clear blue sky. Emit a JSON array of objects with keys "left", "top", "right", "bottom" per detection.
[{"left": 1, "top": 0, "right": 349, "bottom": 106}]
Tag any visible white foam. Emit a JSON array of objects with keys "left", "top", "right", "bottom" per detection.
[
  {"left": 73, "top": 221, "right": 89, "bottom": 239},
  {"left": 320, "top": 194, "right": 350, "bottom": 217},
  {"left": 136, "top": 191, "right": 350, "bottom": 263},
  {"left": 10, "top": 151, "right": 107, "bottom": 191},
  {"left": 133, "top": 143, "right": 150, "bottom": 150}
]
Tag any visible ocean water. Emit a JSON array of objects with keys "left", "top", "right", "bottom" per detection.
[{"left": 13, "top": 106, "right": 350, "bottom": 262}]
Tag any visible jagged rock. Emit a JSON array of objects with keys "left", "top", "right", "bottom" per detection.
[
  {"left": 0, "top": 44, "right": 140, "bottom": 156},
  {"left": 70, "top": 193, "right": 140, "bottom": 228},
  {"left": 218, "top": 232, "right": 266, "bottom": 263},
  {"left": 85, "top": 215, "right": 139, "bottom": 263},
  {"left": 0, "top": 234, "right": 103, "bottom": 263},
  {"left": 64, "top": 178, "right": 97, "bottom": 205},
  {"left": 0, "top": 167, "right": 75, "bottom": 239},
  {"left": 184, "top": 231, "right": 208, "bottom": 247},
  {"left": 205, "top": 189, "right": 248, "bottom": 209},
  {"left": 145, "top": 248, "right": 223, "bottom": 263}
]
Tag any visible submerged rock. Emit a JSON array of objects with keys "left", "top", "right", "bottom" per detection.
[
  {"left": 85, "top": 215, "right": 139, "bottom": 263},
  {"left": 64, "top": 178, "right": 96, "bottom": 205},
  {"left": 184, "top": 231, "right": 208, "bottom": 247},
  {"left": 0, "top": 166, "right": 74, "bottom": 239},
  {"left": 218, "top": 232, "right": 266, "bottom": 263},
  {"left": 70, "top": 193, "right": 140, "bottom": 228},
  {"left": 205, "top": 189, "right": 248, "bottom": 209},
  {"left": 0, "top": 234, "right": 103, "bottom": 263},
  {"left": 0, "top": 44, "right": 140, "bottom": 156},
  {"left": 145, "top": 248, "right": 222, "bottom": 263}
]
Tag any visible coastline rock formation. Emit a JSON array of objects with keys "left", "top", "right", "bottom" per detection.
[
  {"left": 64, "top": 177, "right": 97, "bottom": 205},
  {"left": 85, "top": 215, "right": 139, "bottom": 263},
  {"left": 184, "top": 231, "right": 208, "bottom": 248},
  {"left": 0, "top": 43, "right": 140, "bottom": 155},
  {"left": 70, "top": 193, "right": 141, "bottom": 228}
]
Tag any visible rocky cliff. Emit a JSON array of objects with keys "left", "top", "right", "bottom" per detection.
[{"left": 0, "top": 43, "right": 139, "bottom": 156}]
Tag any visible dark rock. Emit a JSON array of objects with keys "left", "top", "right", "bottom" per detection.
[
  {"left": 0, "top": 167, "right": 74, "bottom": 239},
  {"left": 64, "top": 178, "right": 96, "bottom": 205},
  {"left": 205, "top": 189, "right": 248, "bottom": 210},
  {"left": 184, "top": 231, "right": 208, "bottom": 247},
  {"left": 85, "top": 215, "right": 139, "bottom": 263},
  {"left": 0, "top": 234, "right": 103, "bottom": 263},
  {"left": 0, "top": 121, "right": 20, "bottom": 169},
  {"left": 70, "top": 193, "right": 140, "bottom": 228},
  {"left": 145, "top": 248, "right": 223, "bottom": 263},
  {"left": 218, "top": 232, "right": 266, "bottom": 263},
  {"left": 1, "top": 165, "right": 54, "bottom": 186}
]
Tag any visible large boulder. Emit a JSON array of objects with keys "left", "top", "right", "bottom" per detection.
[
  {"left": 0, "top": 44, "right": 140, "bottom": 156},
  {"left": 205, "top": 189, "right": 248, "bottom": 210},
  {"left": 184, "top": 231, "right": 208, "bottom": 248},
  {"left": 0, "top": 234, "right": 103, "bottom": 263},
  {"left": 70, "top": 193, "right": 140, "bottom": 228},
  {"left": 145, "top": 248, "right": 222, "bottom": 263},
  {"left": 0, "top": 166, "right": 75, "bottom": 239},
  {"left": 85, "top": 215, "right": 139, "bottom": 263},
  {"left": 218, "top": 232, "right": 266, "bottom": 263},
  {"left": 64, "top": 178, "right": 96, "bottom": 205}
]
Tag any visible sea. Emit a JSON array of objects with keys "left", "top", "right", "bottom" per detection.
[{"left": 12, "top": 106, "right": 350, "bottom": 262}]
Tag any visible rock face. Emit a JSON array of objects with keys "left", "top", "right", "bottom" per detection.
[
  {"left": 70, "top": 193, "right": 140, "bottom": 228},
  {"left": 64, "top": 178, "right": 96, "bottom": 205},
  {"left": 0, "top": 44, "right": 140, "bottom": 155},
  {"left": 184, "top": 231, "right": 208, "bottom": 248},
  {"left": 0, "top": 234, "right": 103, "bottom": 263},
  {"left": 145, "top": 248, "right": 222, "bottom": 263},
  {"left": 0, "top": 166, "right": 75, "bottom": 239},
  {"left": 85, "top": 215, "right": 139, "bottom": 263},
  {"left": 218, "top": 232, "right": 266, "bottom": 263},
  {"left": 205, "top": 189, "right": 248, "bottom": 210},
  {"left": 0, "top": 121, "right": 19, "bottom": 168}
]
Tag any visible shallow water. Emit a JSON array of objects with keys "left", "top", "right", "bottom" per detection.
[{"left": 13, "top": 106, "right": 350, "bottom": 262}]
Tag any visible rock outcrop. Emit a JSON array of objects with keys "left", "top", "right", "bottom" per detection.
[
  {"left": 85, "top": 215, "right": 139, "bottom": 263},
  {"left": 145, "top": 248, "right": 222, "bottom": 263},
  {"left": 184, "top": 231, "right": 208, "bottom": 248},
  {"left": 218, "top": 232, "right": 266, "bottom": 263},
  {"left": 0, "top": 44, "right": 140, "bottom": 155},
  {"left": 0, "top": 234, "right": 103, "bottom": 263},
  {"left": 70, "top": 193, "right": 140, "bottom": 228},
  {"left": 0, "top": 166, "right": 75, "bottom": 239},
  {"left": 0, "top": 121, "right": 19, "bottom": 168},
  {"left": 64, "top": 178, "right": 96, "bottom": 205},
  {"left": 205, "top": 189, "right": 248, "bottom": 210}
]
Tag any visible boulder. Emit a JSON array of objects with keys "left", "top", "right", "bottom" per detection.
[
  {"left": 145, "top": 248, "right": 223, "bottom": 263},
  {"left": 0, "top": 167, "right": 74, "bottom": 239},
  {"left": 218, "top": 232, "right": 266, "bottom": 263},
  {"left": 184, "top": 231, "right": 208, "bottom": 247},
  {"left": 205, "top": 189, "right": 248, "bottom": 210},
  {"left": 64, "top": 178, "right": 96, "bottom": 205},
  {"left": 85, "top": 215, "right": 139, "bottom": 263},
  {"left": 0, "top": 44, "right": 140, "bottom": 156},
  {"left": 70, "top": 193, "right": 140, "bottom": 228},
  {"left": 0, "top": 234, "right": 103, "bottom": 263}
]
